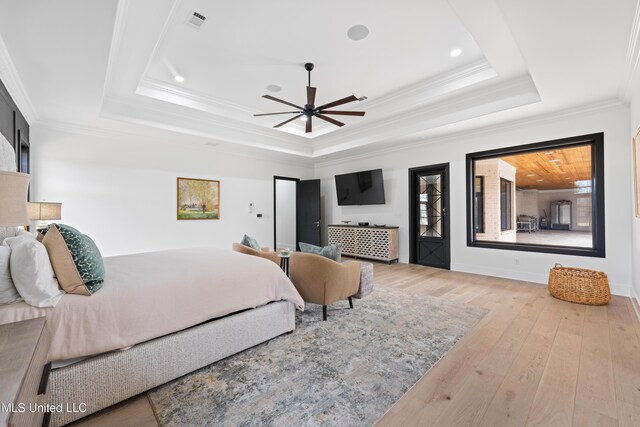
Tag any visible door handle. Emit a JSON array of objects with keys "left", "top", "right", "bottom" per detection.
[{"left": 314, "top": 221, "right": 320, "bottom": 228}]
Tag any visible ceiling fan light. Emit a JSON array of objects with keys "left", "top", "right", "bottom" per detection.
[{"left": 301, "top": 115, "right": 308, "bottom": 122}]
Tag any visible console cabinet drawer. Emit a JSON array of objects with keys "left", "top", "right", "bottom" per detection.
[{"left": 0, "top": 318, "right": 51, "bottom": 427}]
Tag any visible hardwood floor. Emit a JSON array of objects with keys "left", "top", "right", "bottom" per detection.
[{"left": 71, "top": 263, "right": 640, "bottom": 427}]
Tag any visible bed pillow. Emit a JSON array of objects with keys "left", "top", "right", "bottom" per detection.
[
  {"left": 0, "top": 245, "right": 21, "bottom": 305},
  {"left": 4, "top": 234, "right": 63, "bottom": 307},
  {"left": 298, "top": 242, "right": 343, "bottom": 262},
  {"left": 241, "top": 234, "right": 261, "bottom": 251},
  {"left": 42, "top": 224, "right": 105, "bottom": 295},
  {"left": 0, "top": 227, "right": 31, "bottom": 245}
]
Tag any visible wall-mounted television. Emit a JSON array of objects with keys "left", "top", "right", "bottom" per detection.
[{"left": 335, "top": 168, "right": 386, "bottom": 206}]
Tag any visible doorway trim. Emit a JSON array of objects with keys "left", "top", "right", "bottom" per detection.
[
  {"left": 273, "top": 176, "right": 300, "bottom": 251},
  {"left": 408, "top": 163, "right": 451, "bottom": 268}
]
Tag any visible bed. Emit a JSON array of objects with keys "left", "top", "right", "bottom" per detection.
[{"left": 0, "top": 247, "right": 304, "bottom": 426}]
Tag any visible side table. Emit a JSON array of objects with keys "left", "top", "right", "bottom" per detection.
[
  {"left": 278, "top": 253, "right": 291, "bottom": 276},
  {"left": 0, "top": 317, "right": 52, "bottom": 427}
]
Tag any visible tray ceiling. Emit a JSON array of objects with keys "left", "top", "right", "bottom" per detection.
[{"left": 0, "top": 0, "right": 637, "bottom": 159}]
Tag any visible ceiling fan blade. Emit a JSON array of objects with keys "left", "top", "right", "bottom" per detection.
[
  {"left": 315, "top": 113, "right": 345, "bottom": 127},
  {"left": 316, "top": 95, "right": 358, "bottom": 111},
  {"left": 320, "top": 110, "right": 366, "bottom": 116},
  {"left": 274, "top": 114, "right": 303, "bottom": 128},
  {"left": 305, "top": 116, "right": 312, "bottom": 133},
  {"left": 262, "top": 95, "right": 303, "bottom": 110},
  {"left": 307, "top": 86, "right": 316, "bottom": 106},
  {"left": 253, "top": 111, "right": 300, "bottom": 117}
]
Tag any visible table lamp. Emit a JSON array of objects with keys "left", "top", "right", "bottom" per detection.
[
  {"left": 0, "top": 171, "right": 30, "bottom": 227},
  {"left": 28, "top": 202, "right": 62, "bottom": 232}
]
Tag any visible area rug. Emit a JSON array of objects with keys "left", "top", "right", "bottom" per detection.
[{"left": 148, "top": 286, "right": 487, "bottom": 426}]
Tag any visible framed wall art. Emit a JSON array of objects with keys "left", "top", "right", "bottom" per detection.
[{"left": 177, "top": 177, "right": 220, "bottom": 220}]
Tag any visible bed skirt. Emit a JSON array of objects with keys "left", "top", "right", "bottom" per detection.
[{"left": 48, "top": 300, "right": 295, "bottom": 426}]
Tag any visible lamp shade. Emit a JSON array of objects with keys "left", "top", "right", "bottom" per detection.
[
  {"left": 0, "top": 171, "right": 30, "bottom": 226},
  {"left": 28, "top": 202, "right": 62, "bottom": 221}
]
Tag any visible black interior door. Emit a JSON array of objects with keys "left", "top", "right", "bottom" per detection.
[
  {"left": 409, "top": 164, "right": 450, "bottom": 269},
  {"left": 296, "top": 179, "right": 321, "bottom": 248}
]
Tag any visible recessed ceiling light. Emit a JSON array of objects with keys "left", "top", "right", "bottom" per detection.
[
  {"left": 544, "top": 151, "right": 554, "bottom": 155},
  {"left": 266, "top": 84, "right": 282, "bottom": 92},
  {"left": 536, "top": 179, "right": 544, "bottom": 182},
  {"left": 347, "top": 25, "right": 369, "bottom": 41},
  {"left": 450, "top": 49, "right": 462, "bottom": 57},
  {"left": 527, "top": 173, "right": 536, "bottom": 177},
  {"left": 549, "top": 159, "right": 561, "bottom": 163},
  {"left": 174, "top": 75, "right": 185, "bottom": 83}
]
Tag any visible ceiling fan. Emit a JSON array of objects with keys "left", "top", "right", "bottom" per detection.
[{"left": 254, "top": 63, "right": 365, "bottom": 133}]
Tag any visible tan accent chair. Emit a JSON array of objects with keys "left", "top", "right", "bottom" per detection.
[
  {"left": 289, "top": 252, "right": 361, "bottom": 320},
  {"left": 231, "top": 243, "right": 280, "bottom": 265}
]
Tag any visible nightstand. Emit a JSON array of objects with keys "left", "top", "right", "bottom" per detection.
[
  {"left": 0, "top": 317, "right": 52, "bottom": 427},
  {"left": 278, "top": 252, "right": 291, "bottom": 276}
]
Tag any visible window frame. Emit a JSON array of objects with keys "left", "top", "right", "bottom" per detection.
[
  {"left": 465, "top": 132, "right": 605, "bottom": 258},
  {"left": 500, "top": 178, "right": 513, "bottom": 231},
  {"left": 474, "top": 176, "right": 484, "bottom": 233}
]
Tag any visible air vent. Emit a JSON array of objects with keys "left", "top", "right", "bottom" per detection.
[{"left": 185, "top": 11, "right": 206, "bottom": 29}]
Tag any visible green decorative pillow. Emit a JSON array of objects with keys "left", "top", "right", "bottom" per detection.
[
  {"left": 298, "top": 242, "right": 343, "bottom": 262},
  {"left": 42, "top": 224, "right": 105, "bottom": 295},
  {"left": 241, "top": 234, "right": 261, "bottom": 251}
]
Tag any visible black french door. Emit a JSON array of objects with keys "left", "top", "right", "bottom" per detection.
[
  {"left": 409, "top": 164, "right": 450, "bottom": 269},
  {"left": 296, "top": 179, "right": 321, "bottom": 248}
]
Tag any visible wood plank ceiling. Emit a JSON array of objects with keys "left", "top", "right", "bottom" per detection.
[{"left": 501, "top": 144, "right": 592, "bottom": 190}]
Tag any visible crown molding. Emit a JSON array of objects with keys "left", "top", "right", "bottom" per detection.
[
  {"left": 101, "top": 0, "right": 131, "bottom": 104},
  {"left": 362, "top": 59, "right": 496, "bottom": 111},
  {"left": 101, "top": 94, "right": 314, "bottom": 156},
  {"left": 312, "top": 74, "right": 540, "bottom": 154},
  {"left": 136, "top": 59, "right": 496, "bottom": 142},
  {"left": 0, "top": 33, "right": 39, "bottom": 123},
  {"left": 619, "top": 0, "right": 640, "bottom": 104},
  {"left": 136, "top": 77, "right": 255, "bottom": 118},
  {"left": 32, "top": 119, "right": 316, "bottom": 167},
  {"left": 34, "top": 119, "right": 143, "bottom": 141},
  {"left": 314, "top": 99, "right": 624, "bottom": 167}
]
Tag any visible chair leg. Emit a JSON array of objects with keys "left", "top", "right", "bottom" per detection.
[
  {"left": 348, "top": 296, "right": 354, "bottom": 309},
  {"left": 323, "top": 305, "right": 327, "bottom": 321}
]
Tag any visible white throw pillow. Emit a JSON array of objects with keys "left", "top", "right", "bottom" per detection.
[
  {"left": 0, "top": 227, "right": 31, "bottom": 245},
  {"left": 0, "top": 245, "right": 21, "bottom": 305},
  {"left": 4, "top": 234, "right": 64, "bottom": 307}
]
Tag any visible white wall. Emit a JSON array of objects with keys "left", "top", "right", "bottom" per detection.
[
  {"left": 30, "top": 126, "right": 312, "bottom": 257},
  {"left": 275, "top": 179, "right": 296, "bottom": 250},
  {"left": 516, "top": 189, "right": 539, "bottom": 218},
  {"left": 315, "top": 104, "right": 633, "bottom": 295}
]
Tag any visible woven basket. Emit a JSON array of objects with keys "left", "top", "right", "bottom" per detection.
[{"left": 547, "top": 263, "right": 610, "bottom": 305}]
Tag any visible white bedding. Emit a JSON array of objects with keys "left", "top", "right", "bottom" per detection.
[{"left": 0, "top": 247, "right": 304, "bottom": 361}]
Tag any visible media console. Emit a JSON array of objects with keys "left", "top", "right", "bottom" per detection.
[{"left": 328, "top": 224, "right": 399, "bottom": 263}]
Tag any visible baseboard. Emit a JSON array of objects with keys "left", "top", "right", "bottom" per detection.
[
  {"left": 451, "top": 262, "right": 631, "bottom": 297},
  {"left": 452, "top": 262, "right": 548, "bottom": 285},
  {"left": 631, "top": 286, "right": 640, "bottom": 322}
]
